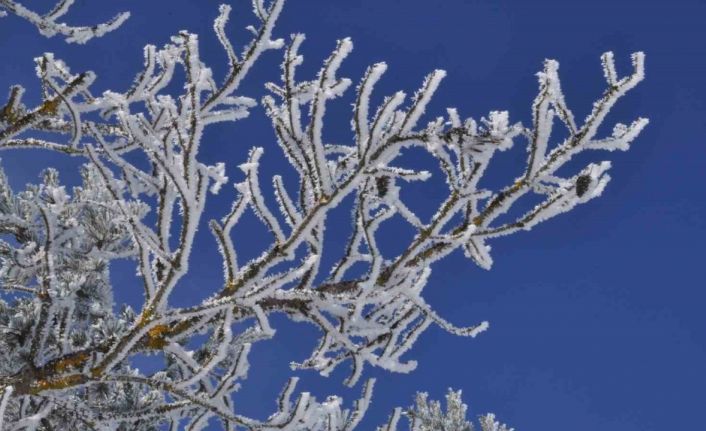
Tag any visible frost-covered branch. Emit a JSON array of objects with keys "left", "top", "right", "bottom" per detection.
[
  {"left": 0, "top": 0, "right": 646, "bottom": 428},
  {"left": 0, "top": 0, "right": 129, "bottom": 44},
  {"left": 228, "top": 36, "right": 645, "bottom": 388}
]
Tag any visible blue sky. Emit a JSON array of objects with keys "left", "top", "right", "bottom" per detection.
[{"left": 1, "top": 0, "right": 705, "bottom": 429}]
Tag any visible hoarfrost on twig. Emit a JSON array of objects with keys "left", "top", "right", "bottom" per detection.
[{"left": 0, "top": 0, "right": 129, "bottom": 44}]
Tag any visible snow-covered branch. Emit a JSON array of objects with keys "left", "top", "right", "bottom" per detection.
[
  {"left": 0, "top": 0, "right": 646, "bottom": 429},
  {"left": 0, "top": 0, "right": 129, "bottom": 44}
]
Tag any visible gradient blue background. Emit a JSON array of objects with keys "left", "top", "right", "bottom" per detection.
[{"left": 1, "top": 0, "right": 705, "bottom": 429}]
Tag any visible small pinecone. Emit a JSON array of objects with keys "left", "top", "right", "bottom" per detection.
[
  {"left": 376, "top": 176, "right": 390, "bottom": 198},
  {"left": 575, "top": 174, "right": 592, "bottom": 197}
]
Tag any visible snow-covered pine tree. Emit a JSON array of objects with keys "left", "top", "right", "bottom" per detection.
[
  {"left": 399, "top": 389, "right": 512, "bottom": 431},
  {"left": 0, "top": 0, "right": 647, "bottom": 429}
]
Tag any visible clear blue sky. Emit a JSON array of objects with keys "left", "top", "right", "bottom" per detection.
[{"left": 1, "top": 0, "right": 705, "bottom": 429}]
